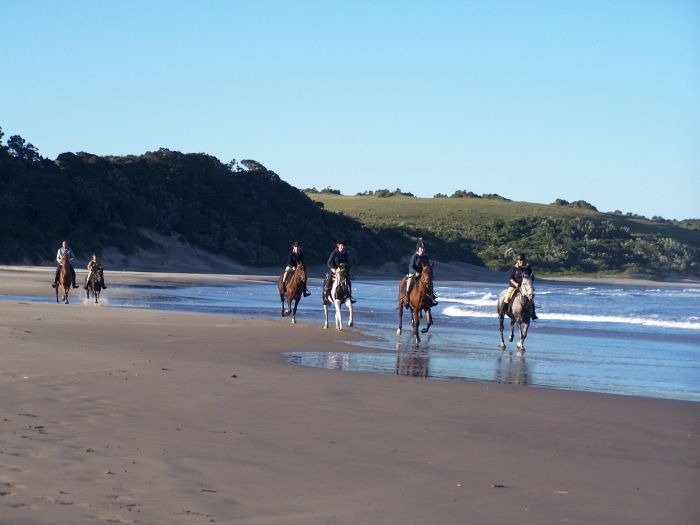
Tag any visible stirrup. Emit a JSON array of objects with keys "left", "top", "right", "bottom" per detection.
[
  {"left": 51, "top": 283, "right": 57, "bottom": 288},
  {"left": 303, "top": 291, "right": 311, "bottom": 297}
]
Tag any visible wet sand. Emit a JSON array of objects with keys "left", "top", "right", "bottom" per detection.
[{"left": 1, "top": 267, "right": 699, "bottom": 524}]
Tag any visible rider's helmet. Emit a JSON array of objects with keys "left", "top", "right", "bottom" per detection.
[
  {"left": 291, "top": 241, "right": 300, "bottom": 249},
  {"left": 517, "top": 253, "right": 527, "bottom": 262},
  {"left": 416, "top": 240, "right": 425, "bottom": 250},
  {"left": 337, "top": 240, "right": 347, "bottom": 247}
]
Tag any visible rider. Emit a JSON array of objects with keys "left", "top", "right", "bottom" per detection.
[
  {"left": 404, "top": 241, "right": 438, "bottom": 308},
  {"left": 282, "top": 241, "right": 310, "bottom": 297},
  {"left": 324, "top": 240, "right": 356, "bottom": 303},
  {"left": 504, "top": 253, "right": 538, "bottom": 320},
  {"left": 85, "top": 254, "right": 108, "bottom": 290},
  {"left": 52, "top": 240, "right": 80, "bottom": 289}
]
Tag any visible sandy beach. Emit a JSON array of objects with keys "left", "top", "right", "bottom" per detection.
[{"left": 1, "top": 267, "right": 699, "bottom": 524}]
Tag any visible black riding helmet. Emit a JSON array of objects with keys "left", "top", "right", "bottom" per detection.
[{"left": 416, "top": 240, "right": 425, "bottom": 250}]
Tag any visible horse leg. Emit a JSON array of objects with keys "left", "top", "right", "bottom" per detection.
[
  {"left": 291, "top": 298, "right": 298, "bottom": 324},
  {"left": 498, "top": 314, "right": 506, "bottom": 349},
  {"left": 279, "top": 293, "right": 286, "bottom": 316},
  {"left": 323, "top": 303, "right": 329, "bottom": 329},
  {"left": 397, "top": 299, "right": 404, "bottom": 336},
  {"left": 347, "top": 299, "right": 353, "bottom": 327},
  {"left": 421, "top": 308, "right": 432, "bottom": 334},
  {"left": 412, "top": 307, "right": 421, "bottom": 344},
  {"left": 334, "top": 300, "right": 342, "bottom": 331},
  {"left": 517, "top": 320, "right": 529, "bottom": 353},
  {"left": 508, "top": 315, "right": 515, "bottom": 342}
]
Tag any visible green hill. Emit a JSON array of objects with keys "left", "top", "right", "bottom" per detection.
[
  {"left": 1, "top": 125, "right": 698, "bottom": 277},
  {"left": 305, "top": 192, "right": 700, "bottom": 277}
]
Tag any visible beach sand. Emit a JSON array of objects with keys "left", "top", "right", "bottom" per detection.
[{"left": 1, "top": 267, "right": 699, "bottom": 524}]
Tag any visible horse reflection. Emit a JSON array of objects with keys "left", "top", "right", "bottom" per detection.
[
  {"left": 494, "top": 354, "right": 530, "bottom": 386},
  {"left": 395, "top": 350, "right": 430, "bottom": 378}
]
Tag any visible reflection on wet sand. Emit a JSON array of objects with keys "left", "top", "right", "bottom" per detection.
[
  {"left": 395, "top": 350, "right": 430, "bottom": 378},
  {"left": 319, "top": 352, "right": 350, "bottom": 370},
  {"left": 494, "top": 354, "right": 530, "bottom": 386}
]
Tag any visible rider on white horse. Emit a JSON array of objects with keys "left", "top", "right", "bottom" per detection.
[
  {"left": 504, "top": 253, "right": 538, "bottom": 320},
  {"left": 324, "top": 240, "right": 356, "bottom": 304}
]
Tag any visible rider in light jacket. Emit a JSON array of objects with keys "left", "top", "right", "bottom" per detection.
[{"left": 52, "top": 240, "right": 80, "bottom": 289}]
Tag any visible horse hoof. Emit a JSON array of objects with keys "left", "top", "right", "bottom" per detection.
[
  {"left": 421, "top": 328, "right": 428, "bottom": 334},
  {"left": 396, "top": 329, "right": 401, "bottom": 336},
  {"left": 348, "top": 322, "right": 353, "bottom": 327},
  {"left": 292, "top": 318, "right": 296, "bottom": 324},
  {"left": 508, "top": 336, "right": 514, "bottom": 342},
  {"left": 500, "top": 343, "right": 506, "bottom": 350}
]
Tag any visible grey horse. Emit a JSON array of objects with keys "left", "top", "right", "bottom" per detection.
[{"left": 497, "top": 273, "right": 535, "bottom": 353}]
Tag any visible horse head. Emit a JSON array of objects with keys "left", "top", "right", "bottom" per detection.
[
  {"left": 296, "top": 263, "right": 307, "bottom": 284},
  {"left": 420, "top": 263, "right": 433, "bottom": 285},
  {"left": 60, "top": 254, "right": 70, "bottom": 267},
  {"left": 520, "top": 273, "right": 535, "bottom": 300}
]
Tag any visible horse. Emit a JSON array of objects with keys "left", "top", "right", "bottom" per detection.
[
  {"left": 396, "top": 263, "right": 434, "bottom": 344},
  {"left": 277, "top": 264, "right": 307, "bottom": 324},
  {"left": 56, "top": 253, "right": 73, "bottom": 304},
  {"left": 323, "top": 263, "right": 354, "bottom": 331},
  {"left": 85, "top": 269, "right": 103, "bottom": 304},
  {"left": 496, "top": 272, "right": 535, "bottom": 353}
]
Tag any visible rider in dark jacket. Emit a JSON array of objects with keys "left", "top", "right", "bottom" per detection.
[
  {"left": 282, "top": 241, "right": 310, "bottom": 296},
  {"left": 324, "top": 240, "right": 355, "bottom": 303},
  {"left": 505, "top": 253, "right": 538, "bottom": 319},
  {"left": 404, "top": 241, "right": 438, "bottom": 307}
]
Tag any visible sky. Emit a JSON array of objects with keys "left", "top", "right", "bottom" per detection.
[{"left": 2, "top": 1, "right": 699, "bottom": 219}]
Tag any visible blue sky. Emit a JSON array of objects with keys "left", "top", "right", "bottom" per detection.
[{"left": 3, "top": 1, "right": 699, "bottom": 219}]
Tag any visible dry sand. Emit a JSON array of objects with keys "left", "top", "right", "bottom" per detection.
[{"left": 1, "top": 267, "right": 699, "bottom": 524}]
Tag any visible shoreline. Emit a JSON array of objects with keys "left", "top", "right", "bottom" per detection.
[
  {"left": 3, "top": 264, "right": 699, "bottom": 295},
  {"left": 1, "top": 267, "right": 699, "bottom": 523}
]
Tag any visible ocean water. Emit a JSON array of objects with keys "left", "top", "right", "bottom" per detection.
[{"left": 6, "top": 278, "right": 700, "bottom": 402}]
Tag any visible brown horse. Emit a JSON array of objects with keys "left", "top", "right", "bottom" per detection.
[
  {"left": 277, "top": 264, "right": 307, "bottom": 324},
  {"left": 397, "top": 263, "right": 434, "bottom": 344},
  {"left": 56, "top": 253, "right": 73, "bottom": 304}
]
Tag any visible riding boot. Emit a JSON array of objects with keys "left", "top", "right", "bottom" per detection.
[
  {"left": 428, "top": 283, "right": 438, "bottom": 307},
  {"left": 303, "top": 283, "right": 311, "bottom": 297},
  {"left": 52, "top": 266, "right": 59, "bottom": 288},
  {"left": 281, "top": 268, "right": 290, "bottom": 293},
  {"left": 348, "top": 280, "right": 356, "bottom": 303},
  {"left": 101, "top": 276, "right": 107, "bottom": 289},
  {"left": 531, "top": 302, "right": 538, "bottom": 320},
  {"left": 70, "top": 266, "right": 79, "bottom": 288}
]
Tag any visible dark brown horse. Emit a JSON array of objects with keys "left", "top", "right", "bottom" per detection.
[
  {"left": 277, "top": 264, "right": 307, "bottom": 324},
  {"left": 85, "top": 269, "right": 103, "bottom": 304},
  {"left": 56, "top": 253, "right": 73, "bottom": 304},
  {"left": 397, "top": 263, "right": 434, "bottom": 344}
]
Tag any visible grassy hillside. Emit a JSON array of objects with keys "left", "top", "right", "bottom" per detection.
[
  {"left": 307, "top": 193, "right": 700, "bottom": 277},
  {"left": 2, "top": 125, "right": 697, "bottom": 277}
]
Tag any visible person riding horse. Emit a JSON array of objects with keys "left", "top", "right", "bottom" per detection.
[
  {"left": 404, "top": 241, "right": 438, "bottom": 308},
  {"left": 85, "top": 254, "right": 108, "bottom": 290},
  {"left": 324, "top": 240, "right": 356, "bottom": 303},
  {"left": 503, "top": 253, "right": 538, "bottom": 320},
  {"left": 281, "top": 241, "right": 310, "bottom": 297},
  {"left": 52, "top": 240, "right": 80, "bottom": 289}
]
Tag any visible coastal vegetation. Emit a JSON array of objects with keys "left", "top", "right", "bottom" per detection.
[{"left": 1, "top": 126, "right": 698, "bottom": 277}]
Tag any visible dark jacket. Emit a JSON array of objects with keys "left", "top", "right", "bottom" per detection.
[
  {"left": 408, "top": 252, "right": 430, "bottom": 275},
  {"left": 327, "top": 249, "right": 350, "bottom": 270},
  {"left": 508, "top": 264, "right": 533, "bottom": 286},
  {"left": 286, "top": 250, "right": 305, "bottom": 267}
]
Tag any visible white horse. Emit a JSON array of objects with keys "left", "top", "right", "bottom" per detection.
[
  {"left": 497, "top": 273, "right": 535, "bottom": 354},
  {"left": 323, "top": 264, "right": 354, "bottom": 331}
]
